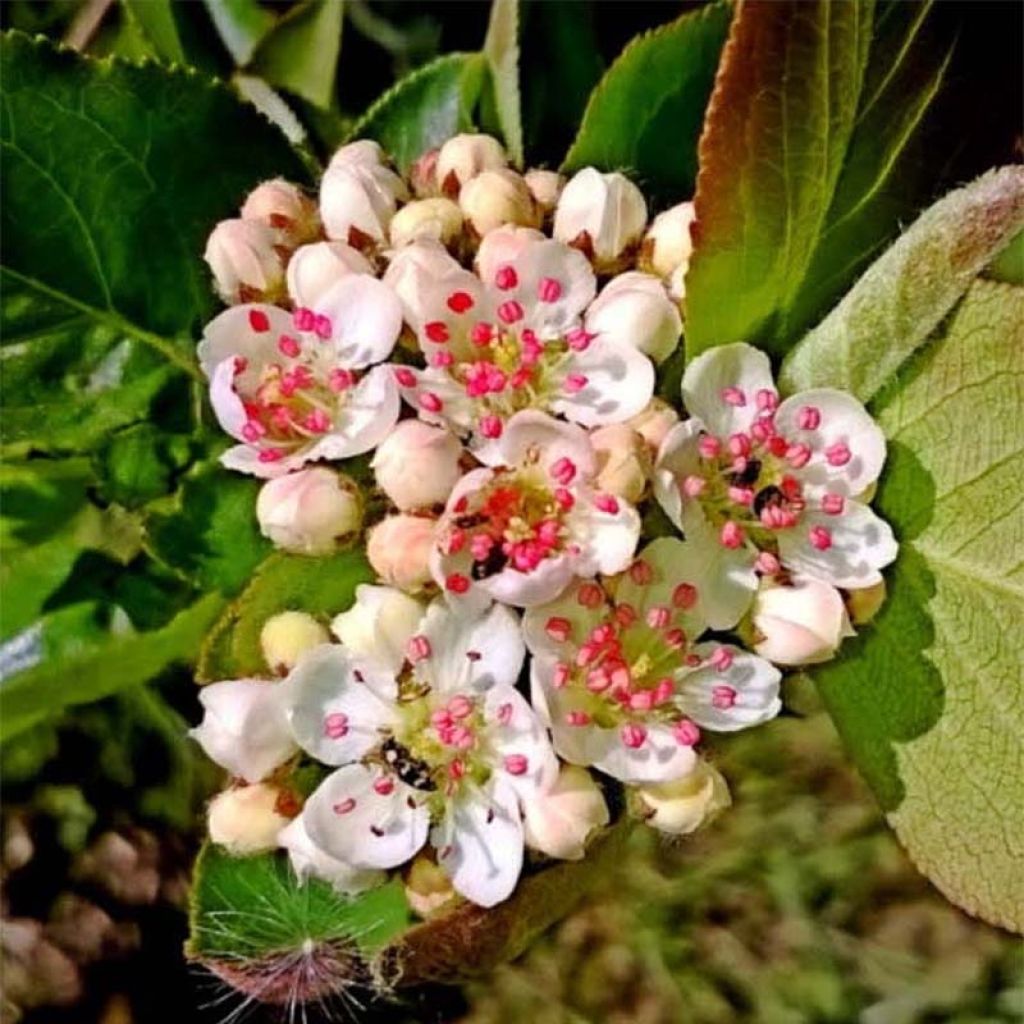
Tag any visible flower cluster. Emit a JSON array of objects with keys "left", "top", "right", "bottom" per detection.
[{"left": 192, "top": 134, "right": 897, "bottom": 909}]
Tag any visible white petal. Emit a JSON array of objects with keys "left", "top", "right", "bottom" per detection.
[
  {"left": 778, "top": 501, "right": 898, "bottom": 589},
  {"left": 475, "top": 225, "right": 545, "bottom": 285},
  {"left": 522, "top": 579, "right": 607, "bottom": 658},
  {"left": 497, "top": 410, "right": 596, "bottom": 477},
  {"left": 417, "top": 599, "right": 525, "bottom": 693},
  {"left": 405, "top": 269, "right": 493, "bottom": 362},
  {"left": 287, "top": 242, "right": 373, "bottom": 309},
  {"left": 208, "top": 357, "right": 249, "bottom": 440},
  {"left": 304, "top": 764, "right": 429, "bottom": 869},
  {"left": 310, "top": 363, "right": 401, "bottom": 460},
  {"left": 552, "top": 339, "right": 655, "bottom": 428},
  {"left": 507, "top": 238, "right": 597, "bottom": 337},
  {"left": 677, "top": 644, "right": 782, "bottom": 732},
  {"left": 569, "top": 497, "right": 641, "bottom": 577},
  {"left": 482, "top": 684, "right": 559, "bottom": 798},
  {"left": 278, "top": 815, "right": 383, "bottom": 895},
  {"left": 434, "top": 778, "right": 523, "bottom": 907},
  {"left": 396, "top": 365, "right": 476, "bottom": 434},
  {"left": 592, "top": 722, "right": 698, "bottom": 784},
  {"left": 220, "top": 441, "right": 315, "bottom": 479},
  {"left": 330, "top": 584, "right": 426, "bottom": 675},
  {"left": 316, "top": 274, "right": 403, "bottom": 369},
  {"left": 284, "top": 645, "right": 399, "bottom": 765},
  {"left": 383, "top": 239, "right": 464, "bottom": 324},
  {"left": 190, "top": 679, "right": 296, "bottom": 784},
  {"left": 584, "top": 272, "right": 682, "bottom": 364},
  {"left": 652, "top": 418, "right": 703, "bottom": 529},
  {"left": 681, "top": 342, "right": 772, "bottom": 438},
  {"left": 774, "top": 389, "right": 887, "bottom": 496},
  {"left": 197, "top": 304, "right": 291, "bottom": 380},
  {"left": 481, "top": 553, "right": 577, "bottom": 608}
]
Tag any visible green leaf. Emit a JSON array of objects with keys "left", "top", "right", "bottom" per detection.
[
  {"left": 562, "top": 2, "right": 731, "bottom": 202},
  {"left": 780, "top": 166, "right": 1024, "bottom": 403},
  {"left": 809, "top": 279, "right": 1024, "bottom": 932},
  {"left": 187, "top": 843, "right": 411, "bottom": 962},
  {"left": 95, "top": 424, "right": 196, "bottom": 509},
  {"left": 985, "top": 229, "right": 1024, "bottom": 287},
  {"left": 347, "top": 52, "right": 486, "bottom": 172},
  {"left": 0, "top": 31, "right": 307, "bottom": 376},
  {"left": 0, "top": 594, "right": 225, "bottom": 742},
  {"left": 121, "top": 0, "right": 186, "bottom": 64},
  {"left": 201, "top": 0, "right": 277, "bottom": 65},
  {"left": 250, "top": 0, "right": 344, "bottom": 110},
  {"left": 685, "top": 0, "right": 874, "bottom": 358},
  {"left": 198, "top": 548, "right": 374, "bottom": 681},
  {"left": 481, "top": 0, "right": 522, "bottom": 166}
]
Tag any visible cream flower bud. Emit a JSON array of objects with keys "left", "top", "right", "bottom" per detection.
[
  {"left": 372, "top": 420, "right": 463, "bottom": 511},
  {"left": 207, "top": 784, "right": 290, "bottom": 855},
  {"left": 366, "top": 514, "right": 436, "bottom": 592},
  {"left": 436, "top": 132, "right": 507, "bottom": 194},
  {"left": 590, "top": 423, "right": 650, "bottom": 504},
  {"left": 240, "top": 178, "right": 319, "bottom": 247},
  {"left": 642, "top": 201, "right": 696, "bottom": 284},
  {"left": 328, "top": 139, "right": 386, "bottom": 170},
  {"left": 553, "top": 167, "right": 648, "bottom": 271},
  {"left": 286, "top": 241, "right": 373, "bottom": 309},
  {"left": 628, "top": 398, "right": 679, "bottom": 454},
  {"left": 846, "top": 579, "right": 887, "bottom": 625},
  {"left": 320, "top": 162, "right": 408, "bottom": 247},
  {"left": 260, "top": 611, "right": 330, "bottom": 676},
  {"left": 389, "top": 198, "right": 464, "bottom": 250},
  {"left": 331, "top": 586, "right": 424, "bottom": 668},
  {"left": 523, "top": 765, "right": 609, "bottom": 861},
  {"left": 256, "top": 468, "right": 362, "bottom": 556},
  {"left": 585, "top": 271, "right": 682, "bottom": 364},
  {"left": 637, "top": 760, "right": 731, "bottom": 836},
  {"left": 459, "top": 169, "right": 540, "bottom": 236},
  {"left": 752, "top": 576, "right": 855, "bottom": 666},
  {"left": 409, "top": 147, "right": 440, "bottom": 197},
  {"left": 203, "top": 218, "right": 284, "bottom": 305},
  {"left": 524, "top": 168, "right": 565, "bottom": 214}
]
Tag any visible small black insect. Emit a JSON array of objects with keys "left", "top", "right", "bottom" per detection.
[
  {"left": 729, "top": 458, "right": 762, "bottom": 487},
  {"left": 455, "top": 512, "right": 487, "bottom": 530},
  {"left": 471, "top": 544, "right": 508, "bottom": 580},
  {"left": 752, "top": 484, "right": 785, "bottom": 518},
  {"left": 381, "top": 737, "right": 437, "bottom": 792}
]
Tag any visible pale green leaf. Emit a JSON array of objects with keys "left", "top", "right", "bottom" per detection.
[
  {"left": 481, "top": 0, "right": 522, "bottom": 166},
  {"left": 121, "top": 0, "right": 186, "bottom": 64}
]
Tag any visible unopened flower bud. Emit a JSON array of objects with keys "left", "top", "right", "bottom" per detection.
[
  {"left": 524, "top": 168, "right": 565, "bottom": 215},
  {"left": 204, "top": 218, "right": 284, "bottom": 305},
  {"left": 404, "top": 853, "right": 456, "bottom": 917},
  {"left": 523, "top": 765, "right": 609, "bottom": 860},
  {"left": 641, "top": 201, "right": 696, "bottom": 290},
  {"left": 372, "top": 420, "right": 463, "bottom": 511},
  {"left": 331, "top": 585, "right": 424, "bottom": 670},
  {"left": 845, "top": 578, "right": 887, "bottom": 625},
  {"left": 366, "top": 514, "right": 436, "bottom": 592},
  {"left": 320, "top": 162, "right": 408, "bottom": 247},
  {"left": 389, "top": 198, "right": 464, "bottom": 250},
  {"left": 256, "top": 468, "right": 362, "bottom": 556},
  {"left": 260, "top": 611, "right": 330, "bottom": 676},
  {"left": 637, "top": 759, "right": 731, "bottom": 836},
  {"left": 286, "top": 241, "right": 373, "bottom": 308},
  {"left": 207, "top": 784, "right": 290, "bottom": 855},
  {"left": 459, "top": 169, "right": 541, "bottom": 236},
  {"left": 410, "top": 147, "right": 441, "bottom": 197},
  {"left": 328, "top": 139, "right": 386, "bottom": 170},
  {"left": 589, "top": 424, "right": 650, "bottom": 504},
  {"left": 436, "top": 133, "right": 507, "bottom": 195},
  {"left": 585, "top": 272, "right": 682, "bottom": 364},
  {"left": 553, "top": 167, "right": 647, "bottom": 271},
  {"left": 628, "top": 398, "right": 679, "bottom": 454},
  {"left": 752, "top": 576, "right": 854, "bottom": 666},
  {"left": 240, "top": 178, "right": 319, "bottom": 247}
]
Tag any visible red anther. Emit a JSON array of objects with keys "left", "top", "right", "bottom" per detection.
[
  {"left": 566, "top": 327, "right": 594, "bottom": 352},
  {"left": 756, "top": 389, "right": 778, "bottom": 412},
  {"left": 698, "top": 435, "right": 721, "bottom": 459},
  {"left": 711, "top": 685, "right": 737, "bottom": 710},
  {"left": 797, "top": 405, "right": 821, "bottom": 430},
  {"left": 323, "top": 713, "right": 349, "bottom": 739},
  {"left": 538, "top": 277, "right": 562, "bottom": 302},
  {"left": 277, "top": 334, "right": 301, "bottom": 358},
  {"left": 497, "top": 300, "right": 524, "bottom": 324},
  {"left": 664, "top": 628, "right": 686, "bottom": 649},
  {"left": 496, "top": 701, "right": 514, "bottom": 725},
  {"left": 373, "top": 777, "right": 395, "bottom": 796},
  {"left": 563, "top": 373, "right": 588, "bottom": 393},
  {"left": 425, "top": 321, "right": 450, "bottom": 344},
  {"left": 728, "top": 486, "right": 754, "bottom": 506},
  {"left": 495, "top": 265, "right": 518, "bottom": 289},
  {"left": 471, "top": 321, "right": 494, "bottom": 346},
  {"left": 447, "top": 695, "right": 473, "bottom": 720},
  {"left": 809, "top": 525, "right": 833, "bottom": 550},
  {"left": 614, "top": 603, "right": 637, "bottom": 627},
  {"left": 621, "top": 723, "right": 647, "bottom": 748},
  {"left": 553, "top": 663, "right": 571, "bottom": 689},
  {"left": 550, "top": 457, "right": 577, "bottom": 486},
  {"left": 332, "top": 798, "right": 356, "bottom": 815},
  {"left": 585, "top": 668, "right": 611, "bottom": 692},
  {"left": 258, "top": 448, "right": 284, "bottom": 463},
  {"left": 504, "top": 754, "right": 529, "bottom": 776},
  {"left": 249, "top": 309, "right": 270, "bottom": 332},
  {"left": 646, "top": 605, "right": 670, "bottom": 629},
  {"left": 720, "top": 521, "right": 744, "bottom": 549},
  {"left": 629, "top": 691, "right": 655, "bottom": 711},
  {"left": 554, "top": 487, "right": 575, "bottom": 511},
  {"left": 787, "top": 443, "right": 812, "bottom": 468},
  {"left": 755, "top": 551, "right": 781, "bottom": 575},
  {"left": 545, "top": 617, "right": 573, "bottom": 643},
  {"left": 825, "top": 442, "right": 851, "bottom": 467},
  {"left": 728, "top": 432, "right": 752, "bottom": 457},
  {"left": 314, "top": 314, "right": 332, "bottom": 339},
  {"left": 768, "top": 435, "right": 790, "bottom": 457},
  {"left": 420, "top": 392, "right": 444, "bottom": 413},
  {"left": 672, "top": 583, "right": 698, "bottom": 609},
  {"left": 565, "top": 710, "right": 591, "bottom": 727},
  {"left": 577, "top": 583, "right": 604, "bottom": 608},
  {"left": 445, "top": 573, "right": 471, "bottom": 594},
  {"left": 594, "top": 493, "right": 619, "bottom": 514},
  {"left": 394, "top": 367, "right": 417, "bottom": 387},
  {"left": 821, "top": 492, "right": 845, "bottom": 515},
  {"left": 721, "top": 386, "right": 746, "bottom": 407},
  {"left": 447, "top": 291, "right": 474, "bottom": 313},
  {"left": 683, "top": 475, "right": 706, "bottom": 497},
  {"left": 304, "top": 409, "right": 331, "bottom": 433},
  {"left": 629, "top": 559, "right": 653, "bottom": 584},
  {"left": 329, "top": 368, "right": 354, "bottom": 392},
  {"left": 478, "top": 414, "right": 503, "bottom": 439},
  {"left": 673, "top": 718, "right": 701, "bottom": 746},
  {"left": 709, "top": 647, "right": 734, "bottom": 671},
  {"left": 406, "top": 635, "right": 432, "bottom": 662}
]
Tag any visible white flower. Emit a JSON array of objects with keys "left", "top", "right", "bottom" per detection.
[
  {"left": 331, "top": 585, "right": 426, "bottom": 674},
  {"left": 319, "top": 160, "right": 408, "bottom": 247},
  {"left": 584, "top": 272, "right": 682, "bottom": 365},
  {"left": 203, "top": 219, "right": 285, "bottom": 305},
  {"left": 642, "top": 201, "right": 695, "bottom": 295},
  {"left": 436, "top": 133, "right": 507, "bottom": 193},
  {"left": 590, "top": 423, "right": 650, "bottom": 504},
  {"left": 636, "top": 758, "right": 730, "bottom": 836},
  {"left": 523, "top": 536, "right": 781, "bottom": 784},
  {"left": 197, "top": 278, "right": 402, "bottom": 477},
  {"left": 240, "top": 178, "right": 319, "bottom": 248},
  {"left": 751, "top": 576, "right": 854, "bottom": 666},
  {"left": 207, "top": 783, "right": 290, "bottom": 855},
  {"left": 286, "top": 241, "right": 373, "bottom": 309},
  {"left": 256, "top": 468, "right": 362, "bottom": 554},
  {"left": 553, "top": 168, "right": 647, "bottom": 272},
  {"left": 388, "top": 232, "right": 655, "bottom": 448},
  {"left": 366, "top": 514, "right": 437, "bottom": 593},
  {"left": 432, "top": 412, "right": 641, "bottom": 608},
  {"left": 372, "top": 419, "right": 464, "bottom": 511},
  {"left": 459, "top": 169, "right": 541, "bottom": 236},
  {"left": 260, "top": 611, "right": 331, "bottom": 675},
  {"left": 389, "top": 198, "right": 464, "bottom": 249},
  {"left": 278, "top": 816, "right": 383, "bottom": 895},
  {"left": 654, "top": 343, "right": 897, "bottom": 628},
  {"left": 524, "top": 169, "right": 565, "bottom": 215},
  {"left": 522, "top": 765, "right": 609, "bottom": 860},
  {"left": 190, "top": 679, "right": 297, "bottom": 783},
  {"left": 285, "top": 597, "right": 558, "bottom": 907}
]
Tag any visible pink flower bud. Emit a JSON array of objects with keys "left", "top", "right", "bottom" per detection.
[
  {"left": 367, "top": 515, "right": 437, "bottom": 592},
  {"left": 259, "top": 611, "right": 329, "bottom": 676},
  {"left": 207, "top": 784, "right": 290, "bottom": 855},
  {"left": 286, "top": 241, "right": 372, "bottom": 308},
  {"left": 636, "top": 759, "right": 730, "bottom": 836},
  {"left": 584, "top": 271, "right": 682, "bottom": 364},
  {"left": 389, "top": 197, "right": 464, "bottom": 249},
  {"left": 409, "top": 147, "right": 440, "bottom": 197},
  {"left": 627, "top": 398, "right": 680, "bottom": 453},
  {"left": 436, "top": 133, "right": 507, "bottom": 193},
  {"left": 319, "top": 159, "right": 408, "bottom": 246},
  {"left": 752, "top": 576, "right": 854, "bottom": 666},
  {"left": 475, "top": 224, "right": 545, "bottom": 284},
  {"left": 641, "top": 201, "right": 696, "bottom": 292},
  {"left": 372, "top": 420, "right": 463, "bottom": 511},
  {"left": 459, "top": 169, "right": 541, "bottom": 236},
  {"left": 328, "top": 139, "right": 387, "bottom": 170},
  {"left": 523, "top": 766, "right": 610, "bottom": 860},
  {"left": 590, "top": 423, "right": 650, "bottom": 504},
  {"left": 524, "top": 168, "right": 565, "bottom": 214},
  {"left": 256, "top": 468, "right": 362, "bottom": 556},
  {"left": 203, "top": 218, "right": 284, "bottom": 305},
  {"left": 240, "top": 178, "right": 319, "bottom": 247}
]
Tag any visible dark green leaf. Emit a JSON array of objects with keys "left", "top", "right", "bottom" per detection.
[
  {"left": 563, "top": 2, "right": 730, "bottom": 203},
  {"left": 201, "top": 0, "right": 276, "bottom": 65},
  {"left": 481, "top": 0, "right": 522, "bottom": 165},
  {"left": 121, "top": 0, "right": 186, "bottom": 63}
]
